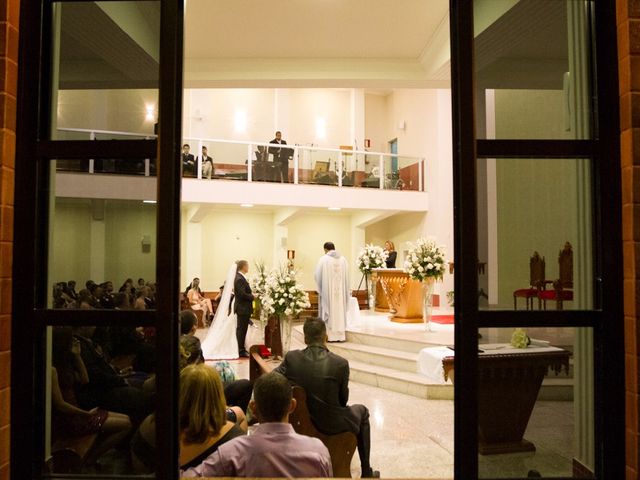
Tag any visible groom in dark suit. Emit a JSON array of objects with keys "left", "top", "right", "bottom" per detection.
[
  {"left": 234, "top": 260, "right": 254, "bottom": 358},
  {"left": 275, "top": 317, "right": 379, "bottom": 478}
]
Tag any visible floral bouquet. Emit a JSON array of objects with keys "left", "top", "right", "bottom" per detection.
[
  {"left": 250, "top": 260, "right": 269, "bottom": 322},
  {"left": 357, "top": 244, "right": 388, "bottom": 275},
  {"left": 404, "top": 237, "right": 447, "bottom": 282},
  {"left": 261, "top": 266, "right": 310, "bottom": 356},
  {"left": 261, "top": 266, "right": 311, "bottom": 318}
]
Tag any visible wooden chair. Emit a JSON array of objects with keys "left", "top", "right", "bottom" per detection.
[
  {"left": 289, "top": 386, "right": 357, "bottom": 478},
  {"left": 51, "top": 434, "right": 99, "bottom": 473},
  {"left": 538, "top": 242, "right": 574, "bottom": 310},
  {"left": 513, "top": 252, "right": 546, "bottom": 309}
]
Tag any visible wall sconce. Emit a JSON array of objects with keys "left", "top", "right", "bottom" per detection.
[{"left": 145, "top": 105, "right": 156, "bottom": 122}]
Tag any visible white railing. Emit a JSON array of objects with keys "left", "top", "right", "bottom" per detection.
[
  {"left": 53, "top": 128, "right": 427, "bottom": 192},
  {"left": 184, "top": 137, "right": 427, "bottom": 192}
]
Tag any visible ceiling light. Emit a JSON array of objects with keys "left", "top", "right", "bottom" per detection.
[
  {"left": 240, "top": 203, "right": 254, "bottom": 208},
  {"left": 143, "top": 200, "right": 157, "bottom": 204},
  {"left": 328, "top": 207, "right": 341, "bottom": 211}
]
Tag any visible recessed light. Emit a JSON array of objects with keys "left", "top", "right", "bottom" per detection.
[
  {"left": 240, "top": 203, "right": 254, "bottom": 208},
  {"left": 328, "top": 207, "right": 341, "bottom": 211},
  {"left": 143, "top": 200, "right": 157, "bottom": 204}
]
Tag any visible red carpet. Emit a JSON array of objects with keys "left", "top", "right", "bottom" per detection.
[{"left": 431, "top": 315, "right": 454, "bottom": 325}]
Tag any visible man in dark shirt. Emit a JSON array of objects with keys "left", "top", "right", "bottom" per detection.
[
  {"left": 182, "top": 143, "right": 196, "bottom": 177},
  {"left": 268, "top": 131, "right": 292, "bottom": 183},
  {"left": 275, "top": 317, "right": 379, "bottom": 478}
]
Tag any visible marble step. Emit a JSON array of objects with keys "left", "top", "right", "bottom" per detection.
[
  {"left": 347, "top": 359, "right": 453, "bottom": 400},
  {"left": 326, "top": 342, "right": 419, "bottom": 373}
]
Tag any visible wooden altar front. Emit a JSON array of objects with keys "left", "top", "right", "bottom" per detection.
[
  {"left": 441, "top": 348, "right": 570, "bottom": 455},
  {"left": 371, "top": 268, "right": 423, "bottom": 322}
]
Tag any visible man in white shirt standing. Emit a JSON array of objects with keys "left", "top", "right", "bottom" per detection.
[{"left": 314, "top": 242, "right": 349, "bottom": 342}]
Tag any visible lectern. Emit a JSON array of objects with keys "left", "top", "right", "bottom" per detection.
[{"left": 371, "top": 268, "right": 423, "bottom": 322}]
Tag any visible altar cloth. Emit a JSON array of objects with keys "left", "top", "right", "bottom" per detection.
[{"left": 417, "top": 343, "right": 565, "bottom": 384}]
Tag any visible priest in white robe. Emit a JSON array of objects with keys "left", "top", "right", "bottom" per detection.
[{"left": 314, "top": 241, "right": 349, "bottom": 342}]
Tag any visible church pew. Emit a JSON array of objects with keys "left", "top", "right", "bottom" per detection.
[{"left": 248, "top": 345, "right": 358, "bottom": 478}]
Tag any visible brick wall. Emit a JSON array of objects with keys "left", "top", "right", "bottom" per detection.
[
  {"left": 0, "top": 0, "right": 17, "bottom": 477},
  {"left": 619, "top": 0, "right": 640, "bottom": 479}
]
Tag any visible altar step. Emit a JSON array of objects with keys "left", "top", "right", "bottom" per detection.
[{"left": 292, "top": 325, "right": 573, "bottom": 401}]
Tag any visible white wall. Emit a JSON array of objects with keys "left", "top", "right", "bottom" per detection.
[
  {"left": 50, "top": 199, "right": 157, "bottom": 286},
  {"left": 55, "top": 89, "right": 158, "bottom": 137}
]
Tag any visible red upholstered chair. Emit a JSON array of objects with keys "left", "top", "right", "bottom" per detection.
[
  {"left": 513, "top": 252, "right": 546, "bottom": 310},
  {"left": 538, "top": 242, "right": 573, "bottom": 310}
]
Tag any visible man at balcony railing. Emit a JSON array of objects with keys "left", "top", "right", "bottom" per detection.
[
  {"left": 182, "top": 144, "right": 196, "bottom": 177},
  {"left": 268, "top": 131, "right": 293, "bottom": 183},
  {"left": 199, "top": 146, "right": 215, "bottom": 180}
]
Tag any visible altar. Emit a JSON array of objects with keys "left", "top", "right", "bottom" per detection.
[
  {"left": 417, "top": 343, "right": 570, "bottom": 455},
  {"left": 371, "top": 268, "right": 438, "bottom": 323}
]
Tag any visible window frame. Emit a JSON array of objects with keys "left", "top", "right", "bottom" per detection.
[
  {"left": 449, "top": 0, "right": 624, "bottom": 478},
  {"left": 11, "top": 1, "right": 183, "bottom": 480}
]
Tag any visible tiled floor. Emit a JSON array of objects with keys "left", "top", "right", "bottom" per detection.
[{"left": 198, "top": 313, "right": 575, "bottom": 479}]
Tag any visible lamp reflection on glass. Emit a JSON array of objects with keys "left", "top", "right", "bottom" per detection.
[{"left": 145, "top": 105, "right": 156, "bottom": 122}]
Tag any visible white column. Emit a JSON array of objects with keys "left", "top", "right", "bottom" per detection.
[
  {"left": 349, "top": 221, "right": 366, "bottom": 291},
  {"left": 568, "top": 1, "right": 594, "bottom": 474}
]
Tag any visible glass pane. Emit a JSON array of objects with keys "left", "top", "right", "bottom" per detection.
[
  {"left": 50, "top": 2, "right": 160, "bottom": 140},
  {"left": 474, "top": 0, "right": 592, "bottom": 139},
  {"left": 48, "top": 160, "right": 157, "bottom": 309},
  {"left": 476, "top": 158, "right": 593, "bottom": 310},
  {"left": 397, "top": 155, "right": 423, "bottom": 192},
  {"left": 475, "top": 327, "right": 594, "bottom": 479},
  {"left": 45, "top": 325, "right": 156, "bottom": 475}
]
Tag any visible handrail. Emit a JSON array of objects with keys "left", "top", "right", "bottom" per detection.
[
  {"left": 57, "top": 127, "right": 157, "bottom": 138},
  {"left": 183, "top": 136, "right": 412, "bottom": 160},
  {"left": 53, "top": 128, "right": 427, "bottom": 192}
]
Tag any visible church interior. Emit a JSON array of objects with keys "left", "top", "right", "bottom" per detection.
[{"left": 42, "top": 1, "right": 597, "bottom": 478}]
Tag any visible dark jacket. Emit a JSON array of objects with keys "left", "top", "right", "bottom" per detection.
[
  {"left": 385, "top": 251, "right": 397, "bottom": 268},
  {"left": 233, "top": 272, "right": 254, "bottom": 316},
  {"left": 268, "top": 139, "right": 293, "bottom": 162},
  {"left": 274, "top": 345, "right": 359, "bottom": 435}
]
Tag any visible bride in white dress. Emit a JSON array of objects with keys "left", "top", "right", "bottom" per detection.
[{"left": 201, "top": 263, "right": 240, "bottom": 360}]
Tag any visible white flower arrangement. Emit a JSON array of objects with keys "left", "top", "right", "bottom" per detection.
[
  {"left": 249, "top": 260, "right": 268, "bottom": 298},
  {"left": 356, "top": 244, "right": 388, "bottom": 275},
  {"left": 261, "top": 265, "right": 311, "bottom": 317},
  {"left": 403, "top": 237, "right": 447, "bottom": 282}
]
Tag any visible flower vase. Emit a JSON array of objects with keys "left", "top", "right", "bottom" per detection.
[
  {"left": 422, "top": 279, "right": 435, "bottom": 331},
  {"left": 279, "top": 315, "right": 293, "bottom": 355},
  {"left": 367, "top": 275, "right": 377, "bottom": 310}
]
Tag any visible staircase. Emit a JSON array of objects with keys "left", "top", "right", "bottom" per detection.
[{"left": 292, "top": 324, "right": 573, "bottom": 401}]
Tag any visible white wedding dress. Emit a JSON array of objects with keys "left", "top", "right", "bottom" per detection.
[{"left": 201, "top": 263, "right": 239, "bottom": 360}]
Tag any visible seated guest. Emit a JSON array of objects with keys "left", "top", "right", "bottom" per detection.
[
  {"left": 187, "top": 278, "right": 213, "bottom": 321},
  {"left": 275, "top": 317, "right": 379, "bottom": 478},
  {"left": 145, "top": 282, "right": 157, "bottom": 309},
  {"left": 73, "top": 325, "right": 154, "bottom": 422},
  {"left": 66, "top": 280, "right": 78, "bottom": 300},
  {"left": 214, "top": 360, "right": 253, "bottom": 415},
  {"left": 180, "top": 334, "right": 205, "bottom": 366},
  {"left": 137, "top": 278, "right": 146, "bottom": 289},
  {"left": 180, "top": 310, "right": 198, "bottom": 336},
  {"left": 134, "top": 287, "right": 148, "bottom": 310},
  {"left": 182, "top": 143, "right": 196, "bottom": 177},
  {"left": 179, "top": 365, "right": 246, "bottom": 472},
  {"left": 200, "top": 146, "right": 215, "bottom": 180},
  {"left": 182, "top": 371, "right": 332, "bottom": 478},
  {"left": 113, "top": 292, "right": 131, "bottom": 310},
  {"left": 77, "top": 289, "right": 95, "bottom": 309},
  {"left": 384, "top": 240, "right": 397, "bottom": 268},
  {"left": 51, "top": 327, "right": 132, "bottom": 467}
]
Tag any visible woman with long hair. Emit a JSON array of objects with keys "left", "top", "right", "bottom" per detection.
[
  {"left": 178, "top": 364, "right": 245, "bottom": 471},
  {"left": 384, "top": 240, "right": 397, "bottom": 268},
  {"left": 187, "top": 277, "right": 213, "bottom": 321}
]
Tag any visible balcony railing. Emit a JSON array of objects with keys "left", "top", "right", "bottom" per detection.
[{"left": 53, "top": 129, "right": 427, "bottom": 192}]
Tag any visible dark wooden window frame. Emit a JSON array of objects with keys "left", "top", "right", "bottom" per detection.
[
  {"left": 11, "top": 0, "right": 183, "bottom": 480},
  {"left": 450, "top": 1, "right": 624, "bottom": 479},
  {"left": 10, "top": 0, "right": 623, "bottom": 479}
]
